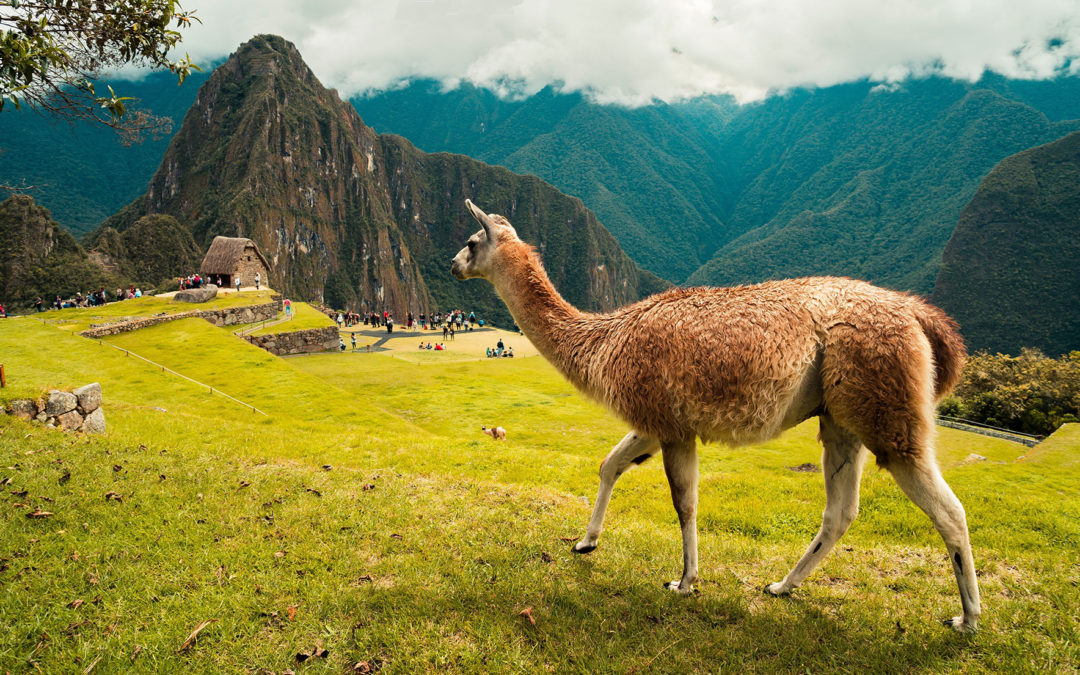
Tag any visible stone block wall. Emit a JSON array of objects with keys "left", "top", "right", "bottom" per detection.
[
  {"left": 80, "top": 301, "right": 281, "bottom": 338},
  {"left": 234, "top": 247, "right": 270, "bottom": 289},
  {"left": 2, "top": 383, "right": 105, "bottom": 433},
  {"left": 200, "top": 301, "right": 279, "bottom": 327},
  {"left": 243, "top": 326, "right": 340, "bottom": 355}
]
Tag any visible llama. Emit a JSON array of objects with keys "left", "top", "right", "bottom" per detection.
[
  {"left": 482, "top": 425, "right": 507, "bottom": 441},
  {"left": 451, "top": 200, "right": 980, "bottom": 633}
]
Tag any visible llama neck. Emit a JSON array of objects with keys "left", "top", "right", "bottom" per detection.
[{"left": 490, "top": 244, "right": 592, "bottom": 380}]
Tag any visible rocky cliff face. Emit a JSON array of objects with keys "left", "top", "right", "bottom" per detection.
[{"left": 98, "top": 35, "right": 662, "bottom": 324}]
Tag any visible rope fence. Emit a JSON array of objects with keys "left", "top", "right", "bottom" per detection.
[{"left": 96, "top": 340, "right": 268, "bottom": 416}]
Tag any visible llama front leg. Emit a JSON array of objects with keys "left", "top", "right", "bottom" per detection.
[
  {"left": 888, "top": 461, "right": 981, "bottom": 633},
  {"left": 767, "top": 416, "right": 866, "bottom": 596},
  {"left": 573, "top": 432, "right": 660, "bottom": 553},
  {"left": 662, "top": 438, "right": 699, "bottom": 594}
]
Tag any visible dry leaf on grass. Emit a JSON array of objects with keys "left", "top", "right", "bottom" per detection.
[
  {"left": 177, "top": 619, "right": 217, "bottom": 653},
  {"left": 112, "top": 465, "right": 122, "bottom": 472},
  {"left": 104, "top": 492, "right": 122, "bottom": 503},
  {"left": 518, "top": 607, "right": 536, "bottom": 626},
  {"left": 131, "top": 645, "right": 141, "bottom": 661},
  {"left": 58, "top": 470, "right": 71, "bottom": 485},
  {"left": 27, "top": 507, "right": 53, "bottom": 518},
  {"left": 322, "top": 464, "right": 333, "bottom": 471},
  {"left": 287, "top": 605, "right": 297, "bottom": 621},
  {"left": 295, "top": 645, "right": 330, "bottom": 663},
  {"left": 238, "top": 481, "right": 250, "bottom": 489},
  {"left": 66, "top": 598, "right": 84, "bottom": 609}
]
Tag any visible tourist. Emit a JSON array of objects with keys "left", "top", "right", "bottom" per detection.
[
  {"left": 135, "top": 288, "right": 142, "bottom": 298},
  {"left": 255, "top": 272, "right": 261, "bottom": 290},
  {"left": 496, "top": 338, "right": 504, "bottom": 356},
  {"left": 386, "top": 313, "right": 394, "bottom": 334},
  {"left": 0, "top": 302, "right": 6, "bottom": 317},
  {"left": 284, "top": 298, "right": 292, "bottom": 316},
  {"left": 235, "top": 276, "right": 242, "bottom": 293},
  {"left": 485, "top": 347, "right": 491, "bottom": 358},
  {"left": 34, "top": 296, "right": 43, "bottom": 312},
  {"left": 508, "top": 346, "right": 515, "bottom": 358},
  {"left": 449, "top": 325, "right": 455, "bottom": 340},
  {"left": 434, "top": 343, "right": 444, "bottom": 351},
  {"left": 351, "top": 332, "right": 357, "bottom": 351}
]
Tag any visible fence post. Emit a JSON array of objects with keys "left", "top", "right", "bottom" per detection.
[{"left": 0, "top": 364, "right": 5, "bottom": 388}]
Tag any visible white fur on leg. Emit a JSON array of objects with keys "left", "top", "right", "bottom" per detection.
[
  {"left": 767, "top": 418, "right": 866, "bottom": 596},
  {"left": 662, "top": 438, "right": 699, "bottom": 595},
  {"left": 889, "top": 461, "right": 981, "bottom": 633},
  {"left": 573, "top": 432, "right": 659, "bottom": 554}
]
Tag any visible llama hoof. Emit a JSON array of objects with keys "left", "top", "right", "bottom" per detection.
[
  {"left": 664, "top": 580, "right": 694, "bottom": 595},
  {"left": 764, "top": 582, "right": 790, "bottom": 596},
  {"left": 571, "top": 541, "right": 597, "bottom": 554},
  {"left": 942, "top": 616, "right": 977, "bottom": 634}
]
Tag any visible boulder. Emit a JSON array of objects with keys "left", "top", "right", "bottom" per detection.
[
  {"left": 8, "top": 399, "right": 38, "bottom": 420},
  {"left": 57, "top": 410, "right": 83, "bottom": 431},
  {"left": 81, "top": 407, "right": 106, "bottom": 434},
  {"left": 73, "top": 382, "right": 102, "bottom": 413},
  {"left": 174, "top": 285, "right": 219, "bottom": 303},
  {"left": 45, "top": 390, "right": 78, "bottom": 416}
]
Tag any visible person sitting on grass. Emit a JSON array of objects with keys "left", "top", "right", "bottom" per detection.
[{"left": 435, "top": 343, "right": 444, "bottom": 351}]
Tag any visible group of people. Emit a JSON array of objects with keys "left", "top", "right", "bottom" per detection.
[
  {"left": 35, "top": 288, "right": 113, "bottom": 312},
  {"left": 418, "top": 342, "right": 447, "bottom": 351},
  {"left": 178, "top": 274, "right": 208, "bottom": 290},
  {"left": 486, "top": 339, "right": 514, "bottom": 358},
  {"left": 111, "top": 286, "right": 143, "bottom": 302}
]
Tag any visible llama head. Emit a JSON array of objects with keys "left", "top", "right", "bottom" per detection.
[{"left": 451, "top": 200, "right": 520, "bottom": 280}]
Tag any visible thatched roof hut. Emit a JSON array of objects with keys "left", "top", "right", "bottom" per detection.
[{"left": 199, "top": 236, "right": 271, "bottom": 288}]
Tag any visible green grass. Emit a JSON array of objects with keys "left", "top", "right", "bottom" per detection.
[
  {"left": 245, "top": 302, "right": 336, "bottom": 337},
  {"left": 0, "top": 316, "right": 1077, "bottom": 672},
  {"left": 39, "top": 289, "right": 279, "bottom": 333}
]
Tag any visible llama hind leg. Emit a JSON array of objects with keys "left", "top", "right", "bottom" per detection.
[
  {"left": 766, "top": 415, "right": 866, "bottom": 596},
  {"left": 888, "top": 460, "right": 981, "bottom": 633},
  {"left": 573, "top": 432, "right": 660, "bottom": 554},
  {"left": 662, "top": 438, "right": 699, "bottom": 594}
]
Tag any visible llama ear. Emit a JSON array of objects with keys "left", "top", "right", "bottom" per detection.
[{"left": 465, "top": 199, "right": 498, "bottom": 241}]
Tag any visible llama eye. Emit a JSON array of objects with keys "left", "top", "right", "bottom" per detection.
[{"left": 468, "top": 241, "right": 476, "bottom": 250}]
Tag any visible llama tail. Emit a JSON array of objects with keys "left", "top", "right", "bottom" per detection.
[{"left": 915, "top": 302, "right": 967, "bottom": 400}]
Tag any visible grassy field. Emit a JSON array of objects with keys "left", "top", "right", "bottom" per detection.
[
  {"left": 37, "top": 289, "right": 281, "bottom": 334},
  {"left": 246, "top": 303, "right": 336, "bottom": 337},
  {"left": 0, "top": 315, "right": 1077, "bottom": 673}
]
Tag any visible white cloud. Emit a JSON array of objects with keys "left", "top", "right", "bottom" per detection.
[{"left": 170, "top": 0, "right": 1080, "bottom": 104}]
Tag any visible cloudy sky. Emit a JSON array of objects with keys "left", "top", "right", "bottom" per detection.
[{"left": 172, "top": 0, "right": 1080, "bottom": 104}]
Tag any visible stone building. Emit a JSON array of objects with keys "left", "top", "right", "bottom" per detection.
[{"left": 199, "top": 236, "right": 271, "bottom": 288}]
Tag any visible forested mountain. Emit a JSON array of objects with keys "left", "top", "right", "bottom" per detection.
[
  {"left": 354, "top": 76, "right": 1080, "bottom": 290},
  {"left": 0, "top": 70, "right": 210, "bottom": 236},
  {"left": 0, "top": 195, "right": 107, "bottom": 308},
  {"left": 933, "top": 131, "right": 1080, "bottom": 356},
  {"left": 87, "top": 35, "right": 663, "bottom": 324}
]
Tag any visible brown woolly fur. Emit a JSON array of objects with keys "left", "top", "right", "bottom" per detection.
[
  {"left": 453, "top": 200, "right": 982, "bottom": 633},
  {"left": 462, "top": 227, "right": 963, "bottom": 465}
]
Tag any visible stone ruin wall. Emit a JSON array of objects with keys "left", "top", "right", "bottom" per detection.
[
  {"left": 80, "top": 299, "right": 282, "bottom": 338},
  {"left": 243, "top": 326, "right": 340, "bottom": 356},
  {"left": 2, "top": 383, "right": 105, "bottom": 433},
  {"left": 234, "top": 248, "right": 271, "bottom": 288}
]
